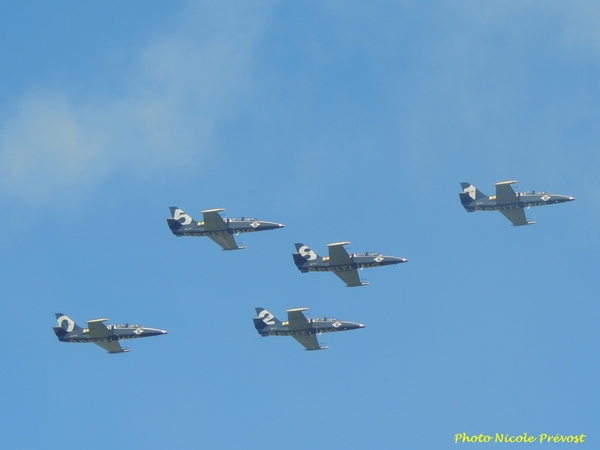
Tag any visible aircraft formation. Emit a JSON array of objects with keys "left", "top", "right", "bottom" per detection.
[{"left": 53, "top": 180, "right": 574, "bottom": 352}]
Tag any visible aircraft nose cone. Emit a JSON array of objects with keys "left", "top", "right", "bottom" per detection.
[
  {"left": 389, "top": 256, "right": 408, "bottom": 264},
  {"left": 146, "top": 328, "right": 168, "bottom": 336},
  {"left": 261, "top": 221, "right": 285, "bottom": 229},
  {"left": 555, "top": 195, "right": 575, "bottom": 203}
]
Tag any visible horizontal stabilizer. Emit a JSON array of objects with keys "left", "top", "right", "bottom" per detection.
[
  {"left": 167, "top": 218, "right": 182, "bottom": 231},
  {"left": 53, "top": 326, "right": 68, "bottom": 338}
]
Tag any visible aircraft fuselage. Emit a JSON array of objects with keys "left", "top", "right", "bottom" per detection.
[
  {"left": 463, "top": 192, "right": 575, "bottom": 213},
  {"left": 169, "top": 219, "right": 284, "bottom": 237},
  {"left": 255, "top": 319, "right": 365, "bottom": 338},
  {"left": 54, "top": 325, "right": 168, "bottom": 344},
  {"left": 294, "top": 253, "right": 407, "bottom": 273}
]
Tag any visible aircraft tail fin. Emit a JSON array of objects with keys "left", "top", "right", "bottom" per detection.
[
  {"left": 53, "top": 313, "right": 83, "bottom": 338},
  {"left": 459, "top": 182, "right": 486, "bottom": 211},
  {"left": 293, "top": 243, "right": 321, "bottom": 271},
  {"left": 167, "top": 207, "right": 194, "bottom": 231},
  {"left": 253, "top": 308, "right": 282, "bottom": 334}
]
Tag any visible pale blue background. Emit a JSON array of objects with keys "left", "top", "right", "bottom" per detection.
[{"left": 1, "top": 2, "right": 598, "bottom": 448}]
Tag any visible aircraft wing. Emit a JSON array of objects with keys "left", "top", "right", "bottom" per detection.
[
  {"left": 292, "top": 334, "right": 324, "bottom": 351},
  {"left": 327, "top": 242, "right": 353, "bottom": 265},
  {"left": 86, "top": 319, "right": 127, "bottom": 353},
  {"left": 287, "top": 308, "right": 311, "bottom": 331},
  {"left": 208, "top": 234, "right": 244, "bottom": 251},
  {"left": 327, "top": 242, "right": 367, "bottom": 286},
  {"left": 499, "top": 209, "right": 532, "bottom": 226},
  {"left": 494, "top": 181, "right": 519, "bottom": 204},
  {"left": 286, "top": 308, "right": 326, "bottom": 350},
  {"left": 333, "top": 269, "right": 365, "bottom": 287},
  {"left": 201, "top": 208, "right": 228, "bottom": 231},
  {"left": 87, "top": 319, "right": 113, "bottom": 339},
  {"left": 94, "top": 340, "right": 126, "bottom": 353}
]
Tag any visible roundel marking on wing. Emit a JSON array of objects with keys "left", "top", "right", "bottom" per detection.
[
  {"left": 57, "top": 315, "right": 75, "bottom": 332},
  {"left": 298, "top": 246, "right": 317, "bottom": 261}
]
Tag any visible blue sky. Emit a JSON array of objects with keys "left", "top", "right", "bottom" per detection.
[{"left": 1, "top": 2, "right": 598, "bottom": 448}]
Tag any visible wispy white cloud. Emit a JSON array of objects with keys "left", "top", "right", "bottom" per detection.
[
  {"left": 6, "top": 0, "right": 597, "bottom": 207},
  {"left": 391, "top": 1, "right": 600, "bottom": 184},
  {"left": 0, "top": 2, "right": 270, "bottom": 203}
]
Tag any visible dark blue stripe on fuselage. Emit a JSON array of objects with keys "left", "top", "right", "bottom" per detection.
[
  {"left": 473, "top": 200, "right": 557, "bottom": 212},
  {"left": 261, "top": 328, "right": 342, "bottom": 337},
  {"left": 175, "top": 228, "right": 258, "bottom": 237},
  {"left": 301, "top": 261, "right": 393, "bottom": 272}
]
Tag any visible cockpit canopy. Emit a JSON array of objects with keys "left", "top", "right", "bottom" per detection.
[
  {"left": 353, "top": 252, "right": 380, "bottom": 257},
  {"left": 311, "top": 317, "right": 338, "bottom": 322},
  {"left": 520, "top": 190, "right": 547, "bottom": 195},
  {"left": 230, "top": 217, "right": 256, "bottom": 221}
]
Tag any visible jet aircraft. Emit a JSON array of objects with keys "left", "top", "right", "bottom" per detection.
[
  {"left": 459, "top": 180, "right": 575, "bottom": 226},
  {"left": 253, "top": 307, "right": 365, "bottom": 351},
  {"left": 292, "top": 242, "right": 407, "bottom": 287},
  {"left": 52, "top": 313, "right": 168, "bottom": 353},
  {"left": 167, "top": 207, "right": 285, "bottom": 250}
]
